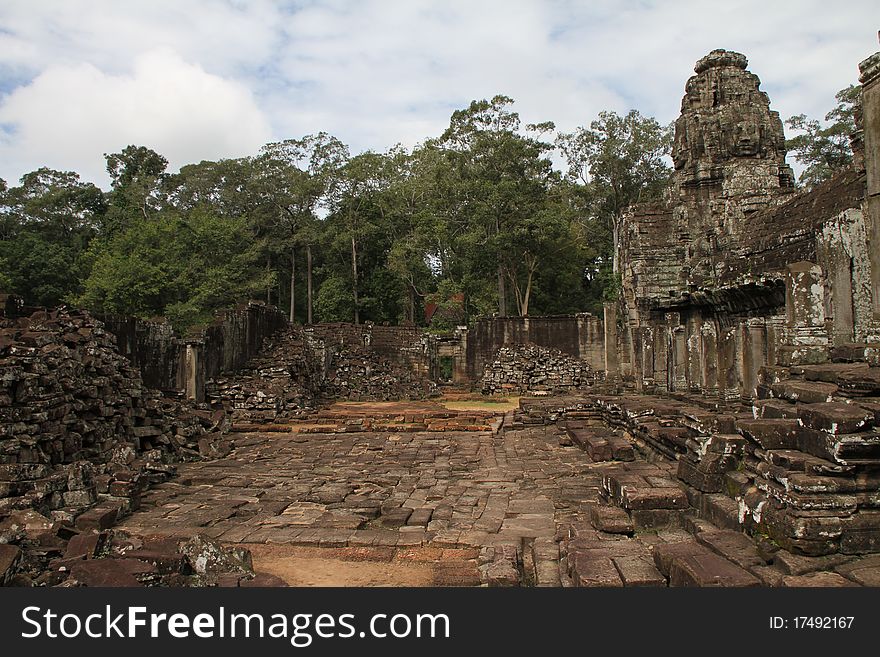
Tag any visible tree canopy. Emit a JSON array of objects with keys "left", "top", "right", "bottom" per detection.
[
  {"left": 1, "top": 100, "right": 674, "bottom": 331},
  {"left": 785, "top": 84, "right": 860, "bottom": 189}
]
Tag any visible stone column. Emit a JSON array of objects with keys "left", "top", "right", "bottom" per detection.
[
  {"left": 672, "top": 327, "right": 688, "bottom": 391},
  {"left": 741, "top": 319, "right": 766, "bottom": 401},
  {"left": 717, "top": 323, "right": 740, "bottom": 401},
  {"left": 184, "top": 339, "right": 205, "bottom": 403},
  {"left": 653, "top": 322, "right": 668, "bottom": 392},
  {"left": 700, "top": 322, "right": 718, "bottom": 397},
  {"left": 686, "top": 313, "right": 703, "bottom": 393},
  {"left": 603, "top": 302, "right": 619, "bottom": 378},
  {"left": 859, "top": 47, "right": 880, "bottom": 319},
  {"left": 780, "top": 261, "right": 829, "bottom": 365},
  {"left": 641, "top": 326, "right": 655, "bottom": 387}
]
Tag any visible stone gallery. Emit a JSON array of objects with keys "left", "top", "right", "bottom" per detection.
[{"left": 3, "top": 42, "right": 880, "bottom": 588}]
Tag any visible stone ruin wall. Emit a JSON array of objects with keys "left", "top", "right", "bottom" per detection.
[
  {"left": 0, "top": 294, "right": 231, "bottom": 534},
  {"left": 597, "top": 43, "right": 880, "bottom": 558},
  {"left": 464, "top": 314, "right": 604, "bottom": 384},
  {"left": 612, "top": 48, "right": 880, "bottom": 401}
]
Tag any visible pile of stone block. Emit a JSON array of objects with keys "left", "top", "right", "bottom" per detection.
[
  {"left": 1, "top": 306, "right": 226, "bottom": 537},
  {"left": 0, "top": 519, "right": 285, "bottom": 587},
  {"left": 480, "top": 344, "right": 594, "bottom": 395},
  {"left": 733, "top": 361, "right": 880, "bottom": 555},
  {"left": 207, "top": 327, "right": 317, "bottom": 423},
  {"left": 321, "top": 346, "right": 437, "bottom": 402}
]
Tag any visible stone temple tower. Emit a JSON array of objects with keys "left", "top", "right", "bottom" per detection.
[{"left": 671, "top": 49, "right": 796, "bottom": 288}]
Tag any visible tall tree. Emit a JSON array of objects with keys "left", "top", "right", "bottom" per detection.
[
  {"left": 0, "top": 168, "right": 106, "bottom": 306},
  {"left": 785, "top": 84, "right": 860, "bottom": 189},
  {"left": 439, "top": 95, "right": 557, "bottom": 316},
  {"left": 557, "top": 110, "right": 672, "bottom": 280}
]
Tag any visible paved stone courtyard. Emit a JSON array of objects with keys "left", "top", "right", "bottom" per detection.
[{"left": 118, "top": 416, "right": 597, "bottom": 586}]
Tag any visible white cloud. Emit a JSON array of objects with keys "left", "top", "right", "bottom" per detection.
[
  {"left": 0, "top": 0, "right": 878, "bottom": 187},
  {"left": 0, "top": 48, "right": 272, "bottom": 186}
]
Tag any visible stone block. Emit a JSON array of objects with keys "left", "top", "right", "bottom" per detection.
[
  {"left": 677, "top": 458, "right": 724, "bottom": 493},
  {"left": 571, "top": 554, "right": 624, "bottom": 587},
  {"left": 668, "top": 551, "right": 762, "bottom": 587},
  {"left": 737, "top": 418, "right": 799, "bottom": 449},
  {"left": 780, "top": 572, "right": 858, "bottom": 587},
  {"left": 695, "top": 530, "right": 765, "bottom": 570},
  {"left": 797, "top": 402, "right": 874, "bottom": 434},
  {"left": 0, "top": 544, "right": 22, "bottom": 584},
  {"left": 589, "top": 504, "right": 634, "bottom": 535},
  {"left": 620, "top": 486, "right": 688, "bottom": 511},
  {"left": 612, "top": 556, "right": 666, "bottom": 587},
  {"left": 771, "top": 381, "right": 838, "bottom": 404}
]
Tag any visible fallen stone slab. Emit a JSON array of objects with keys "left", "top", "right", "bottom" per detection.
[
  {"left": 69, "top": 559, "right": 143, "bottom": 587},
  {"left": 0, "top": 544, "right": 22, "bottom": 584},
  {"left": 780, "top": 572, "right": 858, "bottom": 587},
  {"left": 797, "top": 402, "right": 874, "bottom": 434},
  {"left": 695, "top": 530, "right": 765, "bottom": 570},
  {"left": 771, "top": 381, "right": 838, "bottom": 404},
  {"left": 737, "top": 418, "right": 800, "bottom": 449},
  {"left": 668, "top": 551, "right": 762, "bottom": 587},
  {"left": 589, "top": 504, "right": 634, "bottom": 535},
  {"left": 620, "top": 486, "right": 688, "bottom": 511},
  {"left": 753, "top": 399, "right": 799, "bottom": 419},
  {"left": 652, "top": 541, "right": 715, "bottom": 577},
  {"left": 571, "top": 554, "right": 624, "bottom": 587},
  {"left": 612, "top": 555, "right": 666, "bottom": 587}
]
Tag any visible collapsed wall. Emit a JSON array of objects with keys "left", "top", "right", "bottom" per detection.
[
  {"left": 0, "top": 299, "right": 224, "bottom": 527},
  {"left": 480, "top": 344, "right": 595, "bottom": 395}
]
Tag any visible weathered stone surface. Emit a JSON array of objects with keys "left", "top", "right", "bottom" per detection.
[
  {"left": 571, "top": 554, "right": 624, "bottom": 587},
  {"left": 589, "top": 504, "right": 634, "bottom": 535},
  {"left": 481, "top": 344, "right": 594, "bottom": 395},
  {"left": 668, "top": 551, "right": 762, "bottom": 587},
  {"left": 781, "top": 572, "right": 858, "bottom": 587},
  {"left": 612, "top": 555, "right": 666, "bottom": 587},
  {"left": 0, "top": 543, "right": 22, "bottom": 584},
  {"left": 737, "top": 419, "right": 800, "bottom": 449},
  {"left": 797, "top": 402, "right": 874, "bottom": 434}
]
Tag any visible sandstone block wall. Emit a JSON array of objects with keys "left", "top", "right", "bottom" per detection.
[{"left": 465, "top": 314, "right": 604, "bottom": 383}]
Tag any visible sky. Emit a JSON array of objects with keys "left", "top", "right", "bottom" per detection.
[{"left": 0, "top": 0, "right": 878, "bottom": 189}]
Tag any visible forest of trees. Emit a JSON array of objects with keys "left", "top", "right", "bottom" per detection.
[{"left": 0, "top": 87, "right": 856, "bottom": 333}]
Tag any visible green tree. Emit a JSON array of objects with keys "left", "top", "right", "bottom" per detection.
[
  {"left": 75, "top": 209, "right": 266, "bottom": 330},
  {"left": 103, "top": 145, "right": 168, "bottom": 234},
  {"left": 785, "top": 84, "right": 860, "bottom": 189},
  {"left": 0, "top": 168, "right": 105, "bottom": 306},
  {"left": 557, "top": 110, "right": 672, "bottom": 306},
  {"left": 438, "top": 95, "right": 557, "bottom": 316}
]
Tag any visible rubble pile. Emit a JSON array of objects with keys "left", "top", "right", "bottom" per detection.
[
  {"left": 734, "top": 361, "right": 880, "bottom": 555},
  {"left": 0, "top": 522, "right": 285, "bottom": 587},
  {"left": 321, "top": 346, "right": 437, "bottom": 402},
  {"left": 0, "top": 306, "right": 226, "bottom": 532},
  {"left": 207, "top": 327, "right": 319, "bottom": 422},
  {"left": 480, "top": 344, "right": 594, "bottom": 395}
]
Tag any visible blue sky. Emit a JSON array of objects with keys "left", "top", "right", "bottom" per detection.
[{"left": 0, "top": 0, "right": 878, "bottom": 188}]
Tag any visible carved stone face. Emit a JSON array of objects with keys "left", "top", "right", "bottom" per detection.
[{"left": 731, "top": 116, "right": 760, "bottom": 156}]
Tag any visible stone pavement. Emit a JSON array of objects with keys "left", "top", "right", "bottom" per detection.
[
  {"left": 114, "top": 397, "right": 880, "bottom": 587},
  {"left": 116, "top": 420, "right": 615, "bottom": 586}
]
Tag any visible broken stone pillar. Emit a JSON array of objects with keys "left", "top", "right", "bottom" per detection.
[
  {"left": 859, "top": 46, "right": 880, "bottom": 320},
  {"left": 652, "top": 323, "right": 668, "bottom": 392},
  {"left": 700, "top": 321, "right": 718, "bottom": 396},
  {"left": 740, "top": 319, "right": 766, "bottom": 400},
  {"left": 779, "top": 261, "right": 829, "bottom": 365},
  {"left": 184, "top": 339, "right": 205, "bottom": 403},
  {"left": 603, "top": 302, "right": 619, "bottom": 378},
  {"left": 686, "top": 314, "right": 703, "bottom": 393},
  {"left": 717, "top": 323, "right": 740, "bottom": 401}
]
